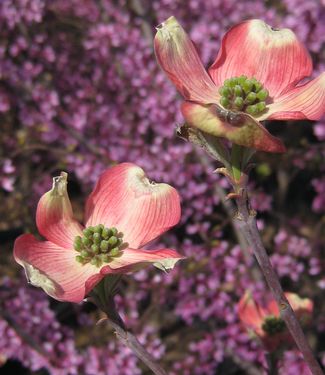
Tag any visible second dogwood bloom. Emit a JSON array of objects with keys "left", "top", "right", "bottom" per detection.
[
  {"left": 14, "top": 163, "right": 183, "bottom": 303},
  {"left": 155, "top": 17, "right": 325, "bottom": 153}
]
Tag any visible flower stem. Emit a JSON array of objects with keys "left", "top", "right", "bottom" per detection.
[
  {"left": 234, "top": 190, "right": 323, "bottom": 375},
  {"left": 89, "top": 278, "right": 168, "bottom": 375},
  {"left": 105, "top": 317, "right": 168, "bottom": 375},
  {"left": 231, "top": 144, "right": 243, "bottom": 181},
  {"left": 266, "top": 351, "right": 279, "bottom": 375}
]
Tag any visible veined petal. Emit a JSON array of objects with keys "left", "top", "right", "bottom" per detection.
[
  {"left": 100, "top": 248, "right": 184, "bottom": 273},
  {"left": 209, "top": 20, "right": 312, "bottom": 99},
  {"left": 260, "top": 73, "right": 325, "bottom": 121},
  {"left": 14, "top": 234, "right": 101, "bottom": 303},
  {"left": 182, "top": 102, "right": 286, "bottom": 153},
  {"left": 36, "top": 172, "right": 83, "bottom": 248},
  {"left": 154, "top": 16, "right": 219, "bottom": 103},
  {"left": 238, "top": 291, "right": 267, "bottom": 331},
  {"left": 85, "top": 163, "right": 181, "bottom": 248}
]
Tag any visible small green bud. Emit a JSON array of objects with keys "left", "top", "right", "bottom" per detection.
[
  {"left": 238, "top": 75, "right": 247, "bottom": 85},
  {"left": 100, "top": 240, "right": 109, "bottom": 252},
  {"left": 223, "top": 78, "right": 232, "bottom": 87},
  {"left": 81, "top": 250, "right": 90, "bottom": 258},
  {"left": 234, "top": 85, "right": 243, "bottom": 97},
  {"left": 219, "top": 86, "right": 232, "bottom": 97},
  {"left": 76, "top": 255, "right": 84, "bottom": 263},
  {"left": 109, "top": 247, "right": 121, "bottom": 257},
  {"left": 256, "top": 102, "right": 266, "bottom": 113},
  {"left": 234, "top": 97, "right": 244, "bottom": 110},
  {"left": 220, "top": 97, "right": 230, "bottom": 108},
  {"left": 90, "top": 257, "right": 99, "bottom": 266},
  {"left": 94, "top": 224, "right": 104, "bottom": 234},
  {"left": 245, "top": 92, "right": 257, "bottom": 104},
  {"left": 251, "top": 78, "right": 262, "bottom": 92},
  {"left": 93, "top": 232, "right": 101, "bottom": 244},
  {"left": 100, "top": 254, "right": 111, "bottom": 263},
  {"left": 74, "top": 236, "right": 82, "bottom": 251},
  {"left": 243, "top": 79, "right": 253, "bottom": 94},
  {"left": 256, "top": 89, "right": 269, "bottom": 101},
  {"left": 228, "top": 77, "right": 238, "bottom": 87},
  {"left": 91, "top": 244, "right": 100, "bottom": 254},
  {"left": 82, "top": 237, "right": 91, "bottom": 247},
  {"left": 246, "top": 104, "right": 258, "bottom": 115},
  {"left": 102, "top": 227, "right": 111, "bottom": 239},
  {"left": 108, "top": 236, "right": 118, "bottom": 246},
  {"left": 83, "top": 228, "right": 93, "bottom": 238},
  {"left": 110, "top": 227, "right": 118, "bottom": 236}
]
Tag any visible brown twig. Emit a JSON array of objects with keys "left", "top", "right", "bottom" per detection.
[{"left": 234, "top": 187, "right": 324, "bottom": 375}]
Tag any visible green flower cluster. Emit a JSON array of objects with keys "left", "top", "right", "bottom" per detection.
[
  {"left": 219, "top": 76, "right": 269, "bottom": 116},
  {"left": 262, "top": 315, "right": 286, "bottom": 336},
  {"left": 74, "top": 224, "right": 125, "bottom": 267}
]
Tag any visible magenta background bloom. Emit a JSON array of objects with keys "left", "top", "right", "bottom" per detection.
[{"left": 1, "top": 1, "right": 324, "bottom": 374}]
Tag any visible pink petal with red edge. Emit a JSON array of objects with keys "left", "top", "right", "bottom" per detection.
[
  {"left": 100, "top": 248, "right": 184, "bottom": 274},
  {"left": 266, "top": 300, "right": 280, "bottom": 316},
  {"left": 209, "top": 19, "right": 312, "bottom": 99},
  {"left": 238, "top": 292, "right": 267, "bottom": 330},
  {"left": 85, "top": 163, "right": 181, "bottom": 249},
  {"left": 14, "top": 234, "right": 102, "bottom": 303},
  {"left": 182, "top": 101, "right": 286, "bottom": 153},
  {"left": 154, "top": 16, "right": 219, "bottom": 103},
  {"left": 260, "top": 73, "right": 325, "bottom": 121},
  {"left": 36, "top": 172, "right": 83, "bottom": 249}
]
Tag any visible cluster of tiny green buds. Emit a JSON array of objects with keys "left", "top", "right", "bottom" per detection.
[
  {"left": 262, "top": 316, "right": 286, "bottom": 336},
  {"left": 219, "top": 75, "right": 269, "bottom": 116},
  {"left": 74, "top": 224, "right": 126, "bottom": 267}
]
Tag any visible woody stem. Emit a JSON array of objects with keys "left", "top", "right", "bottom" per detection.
[{"left": 234, "top": 187, "right": 323, "bottom": 375}]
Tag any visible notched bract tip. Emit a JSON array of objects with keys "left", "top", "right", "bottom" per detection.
[
  {"left": 52, "top": 171, "right": 68, "bottom": 196},
  {"left": 155, "top": 16, "right": 181, "bottom": 42}
]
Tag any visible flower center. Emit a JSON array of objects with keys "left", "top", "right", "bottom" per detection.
[
  {"left": 262, "top": 315, "right": 286, "bottom": 336},
  {"left": 74, "top": 224, "right": 126, "bottom": 267},
  {"left": 219, "top": 76, "right": 268, "bottom": 116}
]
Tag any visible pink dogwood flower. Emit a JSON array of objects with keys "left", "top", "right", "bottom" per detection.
[
  {"left": 154, "top": 17, "right": 325, "bottom": 153},
  {"left": 14, "top": 163, "right": 183, "bottom": 303},
  {"left": 238, "top": 291, "right": 313, "bottom": 350}
]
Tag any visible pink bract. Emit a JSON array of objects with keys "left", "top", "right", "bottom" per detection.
[
  {"left": 14, "top": 163, "right": 183, "bottom": 303},
  {"left": 154, "top": 17, "right": 325, "bottom": 153},
  {"left": 238, "top": 291, "right": 313, "bottom": 349}
]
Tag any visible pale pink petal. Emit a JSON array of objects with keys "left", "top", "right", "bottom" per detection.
[
  {"left": 260, "top": 73, "right": 325, "bottom": 121},
  {"left": 100, "top": 248, "right": 184, "bottom": 273},
  {"left": 85, "top": 163, "right": 181, "bottom": 249},
  {"left": 154, "top": 16, "right": 219, "bottom": 103},
  {"left": 285, "top": 293, "right": 314, "bottom": 315},
  {"left": 14, "top": 234, "right": 101, "bottom": 303},
  {"left": 266, "top": 300, "right": 280, "bottom": 316},
  {"left": 36, "top": 172, "right": 83, "bottom": 249},
  {"left": 209, "top": 19, "right": 312, "bottom": 99},
  {"left": 182, "top": 101, "right": 286, "bottom": 153},
  {"left": 238, "top": 292, "right": 267, "bottom": 331}
]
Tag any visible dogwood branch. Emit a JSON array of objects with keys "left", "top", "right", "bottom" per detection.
[{"left": 234, "top": 187, "right": 324, "bottom": 375}]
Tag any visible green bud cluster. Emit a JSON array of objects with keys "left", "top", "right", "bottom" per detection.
[
  {"left": 262, "top": 316, "right": 286, "bottom": 336},
  {"left": 74, "top": 224, "right": 125, "bottom": 267},
  {"left": 219, "top": 75, "right": 268, "bottom": 116}
]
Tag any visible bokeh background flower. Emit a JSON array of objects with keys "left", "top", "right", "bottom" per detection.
[{"left": 0, "top": 0, "right": 324, "bottom": 374}]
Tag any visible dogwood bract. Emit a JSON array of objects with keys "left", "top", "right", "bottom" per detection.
[
  {"left": 14, "top": 163, "right": 183, "bottom": 303},
  {"left": 155, "top": 17, "right": 325, "bottom": 153}
]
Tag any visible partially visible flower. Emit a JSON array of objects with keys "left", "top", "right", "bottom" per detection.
[
  {"left": 238, "top": 291, "right": 313, "bottom": 350},
  {"left": 155, "top": 17, "right": 325, "bottom": 153},
  {"left": 14, "top": 163, "right": 183, "bottom": 303}
]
